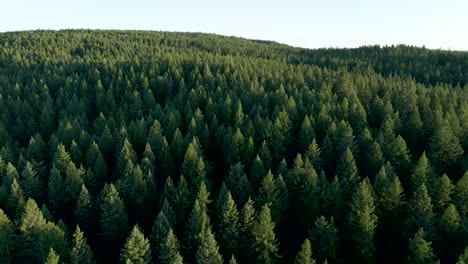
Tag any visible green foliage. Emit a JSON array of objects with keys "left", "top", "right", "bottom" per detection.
[
  {"left": 71, "top": 225, "right": 95, "bottom": 264},
  {"left": 99, "top": 183, "right": 128, "bottom": 248},
  {"left": 158, "top": 228, "right": 183, "bottom": 264},
  {"left": 405, "top": 184, "right": 435, "bottom": 238},
  {"left": 0, "top": 208, "right": 14, "bottom": 264},
  {"left": 309, "top": 216, "right": 339, "bottom": 263},
  {"left": 0, "top": 30, "right": 466, "bottom": 263},
  {"left": 195, "top": 228, "right": 223, "bottom": 264},
  {"left": 120, "top": 225, "right": 152, "bottom": 264},
  {"left": 347, "top": 179, "right": 377, "bottom": 261},
  {"left": 408, "top": 228, "right": 435, "bottom": 264},
  {"left": 251, "top": 204, "right": 280, "bottom": 264},
  {"left": 295, "top": 239, "right": 316, "bottom": 264},
  {"left": 45, "top": 248, "right": 60, "bottom": 264},
  {"left": 218, "top": 190, "right": 240, "bottom": 256}
]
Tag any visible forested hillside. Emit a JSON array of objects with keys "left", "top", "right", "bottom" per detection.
[{"left": 0, "top": 30, "right": 467, "bottom": 264}]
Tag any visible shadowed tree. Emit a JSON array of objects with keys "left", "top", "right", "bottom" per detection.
[{"left": 195, "top": 228, "right": 223, "bottom": 264}]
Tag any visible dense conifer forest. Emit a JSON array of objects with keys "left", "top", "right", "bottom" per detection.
[{"left": 0, "top": 30, "right": 467, "bottom": 263}]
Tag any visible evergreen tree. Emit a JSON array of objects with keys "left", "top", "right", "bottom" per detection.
[
  {"left": 433, "top": 174, "right": 453, "bottom": 213},
  {"left": 226, "top": 162, "right": 252, "bottom": 207},
  {"left": 429, "top": 121, "right": 464, "bottom": 174},
  {"left": 20, "top": 161, "right": 43, "bottom": 203},
  {"left": 337, "top": 148, "right": 360, "bottom": 196},
  {"left": 309, "top": 216, "right": 339, "bottom": 263},
  {"left": 240, "top": 197, "right": 256, "bottom": 261},
  {"left": 347, "top": 179, "right": 377, "bottom": 261},
  {"left": 439, "top": 204, "right": 461, "bottom": 236},
  {"left": 75, "top": 184, "right": 93, "bottom": 231},
  {"left": 405, "top": 184, "right": 435, "bottom": 238},
  {"left": 99, "top": 183, "right": 128, "bottom": 252},
  {"left": 0, "top": 208, "right": 14, "bottom": 264},
  {"left": 457, "top": 246, "right": 468, "bottom": 264},
  {"left": 7, "top": 177, "right": 25, "bottom": 219},
  {"left": 218, "top": 190, "right": 240, "bottom": 256},
  {"left": 71, "top": 225, "right": 95, "bottom": 264},
  {"left": 45, "top": 248, "right": 60, "bottom": 264},
  {"left": 158, "top": 228, "right": 183, "bottom": 264},
  {"left": 295, "top": 239, "right": 316, "bottom": 264},
  {"left": 305, "top": 138, "right": 322, "bottom": 171},
  {"left": 408, "top": 228, "right": 435, "bottom": 264},
  {"left": 120, "top": 225, "right": 152, "bottom": 264},
  {"left": 410, "top": 152, "right": 435, "bottom": 193},
  {"left": 185, "top": 199, "right": 211, "bottom": 258},
  {"left": 251, "top": 204, "right": 280, "bottom": 264},
  {"left": 151, "top": 210, "right": 170, "bottom": 256},
  {"left": 195, "top": 228, "right": 223, "bottom": 264}
]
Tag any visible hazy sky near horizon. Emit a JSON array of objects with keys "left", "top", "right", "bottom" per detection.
[{"left": 2, "top": 0, "right": 467, "bottom": 50}]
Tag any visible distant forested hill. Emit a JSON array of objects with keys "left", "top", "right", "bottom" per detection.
[{"left": 0, "top": 30, "right": 467, "bottom": 264}]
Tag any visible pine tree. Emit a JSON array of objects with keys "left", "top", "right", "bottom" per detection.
[
  {"left": 161, "top": 198, "right": 177, "bottom": 227},
  {"left": 439, "top": 203, "right": 461, "bottom": 236},
  {"left": 185, "top": 199, "right": 211, "bottom": 258},
  {"left": 251, "top": 204, "right": 279, "bottom": 264},
  {"left": 71, "top": 225, "right": 95, "bottom": 264},
  {"left": 408, "top": 228, "right": 435, "bottom": 264},
  {"left": 226, "top": 162, "right": 252, "bottom": 207},
  {"left": 347, "top": 179, "right": 377, "bottom": 261},
  {"left": 337, "top": 148, "right": 360, "bottom": 196},
  {"left": 75, "top": 184, "right": 93, "bottom": 231},
  {"left": 195, "top": 228, "right": 223, "bottom": 264},
  {"left": 433, "top": 174, "right": 453, "bottom": 213},
  {"left": 120, "top": 225, "right": 152, "bottom": 264},
  {"left": 7, "top": 177, "right": 25, "bottom": 219},
  {"left": 229, "top": 255, "right": 238, "bottom": 264},
  {"left": 100, "top": 183, "right": 128, "bottom": 251},
  {"left": 20, "top": 161, "right": 43, "bottom": 203},
  {"left": 305, "top": 138, "right": 322, "bottom": 171},
  {"left": 240, "top": 197, "right": 256, "bottom": 260},
  {"left": 151, "top": 210, "right": 170, "bottom": 255},
  {"left": 45, "top": 248, "right": 60, "bottom": 264},
  {"left": 295, "top": 239, "right": 316, "bottom": 264},
  {"left": 405, "top": 184, "right": 435, "bottom": 238},
  {"left": 174, "top": 175, "right": 191, "bottom": 222},
  {"left": 0, "top": 208, "right": 14, "bottom": 264},
  {"left": 158, "top": 228, "right": 183, "bottom": 264},
  {"left": 410, "top": 152, "right": 435, "bottom": 193},
  {"left": 309, "top": 216, "right": 339, "bottom": 263},
  {"left": 218, "top": 190, "right": 240, "bottom": 256},
  {"left": 250, "top": 155, "right": 266, "bottom": 193},
  {"left": 325, "top": 176, "right": 344, "bottom": 223},
  {"left": 196, "top": 181, "right": 212, "bottom": 212},
  {"left": 429, "top": 121, "right": 464, "bottom": 174},
  {"left": 454, "top": 171, "right": 468, "bottom": 236},
  {"left": 457, "top": 246, "right": 468, "bottom": 264}
]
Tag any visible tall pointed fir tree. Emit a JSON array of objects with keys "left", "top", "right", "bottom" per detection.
[
  {"left": 408, "top": 228, "right": 435, "bottom": 264},
  {"left": 195, "top": 228, "right": 223, "bottom": 264},
  {"left": 99, "top": 183, "right": 129, "bottom": 257},
  {"left": 405, "top": 184, "right": 435, "bottom": 239},
  {"left": 185, "top": 199, "right": 211, "bottom": 260},
  {"left": 218, "top": 190, "right": 240, "bottom": 256},
  {"left": 295, "top": 239, "right": 316, "bottom": 264},
  {"left": 0, "top": 208, "right": 14, "bottom": 264},
  {"left": 251, "top": 204, "right": 280, "bottom": 264},
  {"left": 347, "top": 179, "right": 377, "bottom": 262},
  {"left": 70, "top": 225, "right": 95, "bottom": 264},
  {"left": 120, "top": 225, "right": 152, "bottom": 264},
  {"left": 158, "top": 228, "right": 183, "bottom": 264}
]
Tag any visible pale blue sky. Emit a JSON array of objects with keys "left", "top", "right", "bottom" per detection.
[{"left": 2, "top": 0, "right": 467, "bottom": 50}]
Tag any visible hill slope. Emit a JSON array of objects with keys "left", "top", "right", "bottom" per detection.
[{"left": 0, "top": 30, "right": 467, "bottom": 264}]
